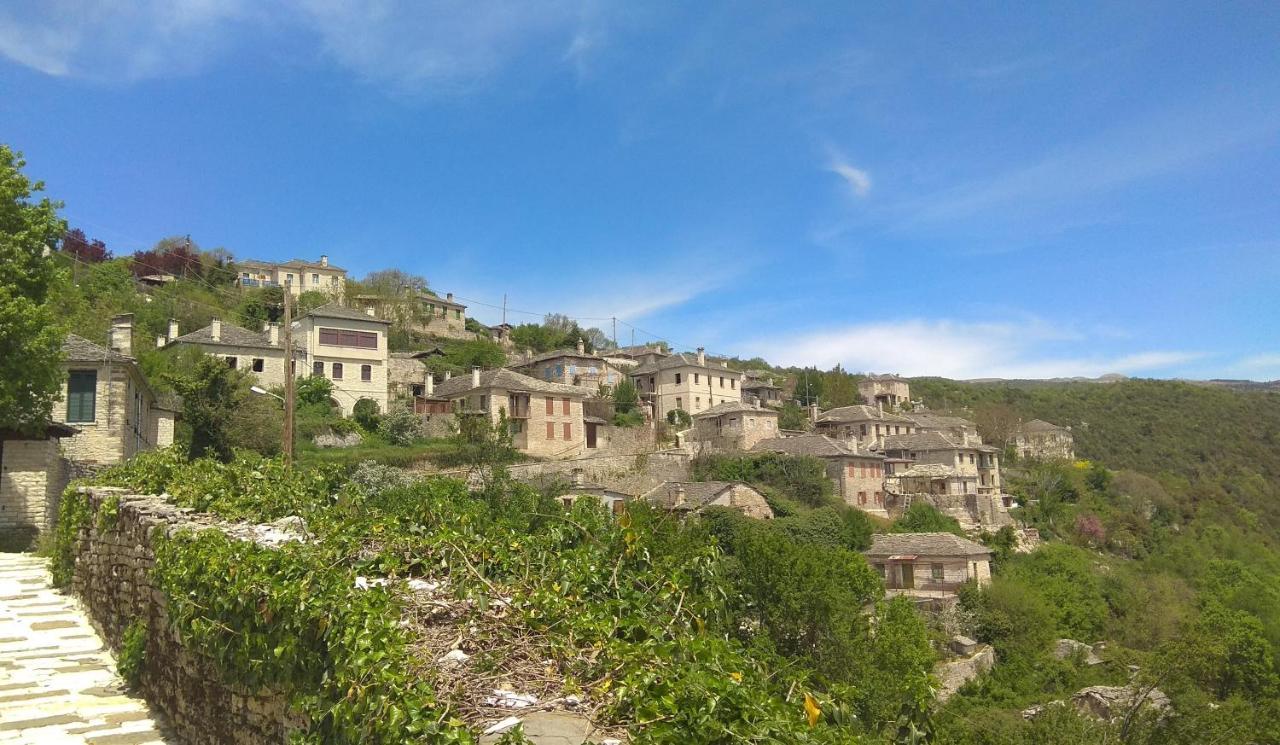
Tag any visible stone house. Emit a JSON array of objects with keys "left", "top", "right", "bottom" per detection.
[
  {"left": 0, "top": 422, "right": 76, "bottom": 550},
  {"left": 690, "top": 402, "right": 779, "bottom": 452},
  {"left": 552, "top": 471, "right": 631, "bottom": 515},
  {"left": 350, "top": 291, "right": 471, "bottom": 339},
  {"left": 865, "top": 532, "right": 992, "bottom": 599},
  {"left": 166, "top": 318, "right": 305, "bottom": 391},
  {"left": 742, "top": 374, "right": 784, "bottom": 408},
  {"left": 907, "top": 411, "right": 980, "bottom": 441},
  {"left": 858, "top": 374, "right": 911, "bottom": 411},
  {"left": 639, "top": 481, "right": 773, "bottom": 519},
  {"left": 429, "top": 368, "right": 594, "bottom": 458},
  {"left": 237, "top": 255, "right": 346, "bottom": 297},
  {"left": 613, "top": 344, "right": 671, "bottom": 368},
  {"left": 878, "top": 431, "right": 1002, "bottom": 495},
  {"left": 297, "top": 304, "right": 392, "bottom": 416},
  {"left": 515, "top": 339, "right": 627, "bottom": 391},
  {"left": 57, "top": 318, "right": 177, "bottom": 469},
  {"left": 751, "top": 434, "right": 888, "bottom": 516},
  {"left": 815, "top": 404, "right": 917, "bottom": 448},
  {"left": 1013, "top": 419, "right": 1075, "bottom": 460},
  {"left": 630, "top": 348, "right": 743, "bottom": 420},
  {"left": 388, "top": 350, "right": 444, "bottom": 400}
]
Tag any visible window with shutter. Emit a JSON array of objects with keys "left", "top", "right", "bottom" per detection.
[
  {"left": 332, "top": 363, "right": 343, "bottom": 380},
  {"left": 561, "top": 398, "right": 570, "bottom": 415},
  {"left": 563, "top": 422, "right": 571, "bottom": 440},
  {"left": 546, "top": 397, "right": 554, "bottom": 415},
  {"left": 361, "top": 364, "right": 372, "bottom": 382},
  {"left": 66, "top": 370, "right": 97, "bottom": 422},
  {"left": 313, "top": 361, "right": 324, "bottom": 376},
  {"left": 546, "top": 422, "right": 555, "bottom": 439}
]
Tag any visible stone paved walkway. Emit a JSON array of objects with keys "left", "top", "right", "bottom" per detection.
[{"left": 0, "top": 553, "right": 172, "bottom": 744}]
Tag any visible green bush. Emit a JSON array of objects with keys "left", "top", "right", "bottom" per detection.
[
  {"left": 666, "top": 408, "right": 692, "bottom": 428},
  {"left": 891, "top": 502, "right": 964, "bottom": 535},
  {"left": 377, "top": 406, "right": 423, "bottom": 446},
  {"left": 352, "top": 398, "right": 381, "bottom": 430},
  {"left": 118, "top": 618, "right": 147, "bottom": 688}
]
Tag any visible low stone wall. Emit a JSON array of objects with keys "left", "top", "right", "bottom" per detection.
[
  {"left": 68, "top": 487, "right": 295, "bottom": 744},
  {"left": 424, "top": 450, "right": 692, "bottom": 496},
  {"left": 0, "top": 438, "right": 69, "bottom": 551}
]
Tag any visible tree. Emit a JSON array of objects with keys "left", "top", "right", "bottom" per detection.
[
  {"left": 130, "top": 236, "right": 204, "bottom": 278},
  {"left": 975, "top": 403, "right": 1021, "bottom": 449},
  {"left": 0, "top": 145, "right": 68, "bottom": 435},
  {"left": 891, "top": 503, "right": 965, "bottom": 535},
  {"left": 61, "top": 228, "right": 110, "bottom": 263},
  {"left": 362, "top": 269, "right": 429, "bottom": 297},
  {"left": 612, "top": 379, "right": 639, "bottom": 414},
  {"left": 352, "top": 398, "right": 380, "bottom": 431},
  {"left": 794, "top": 367, "right": 823, "bottom": 407},
  {"left": 167, "top": 354, "right": 239, "bottom": 462},
  {"left": 666, "top": 408, "right": 692, "bottom": 429},
  {"left": 778, "top": 401, "right": 810, "bottom": 431},
  {"left": 295, "top": 375, "right": 335, "bottom": 407}
]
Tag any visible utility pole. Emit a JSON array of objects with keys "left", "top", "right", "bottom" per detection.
[
  {"left": 611, "top": 316, "right": 617, "bottom": 347},
  {"left": 281, "top": 291, "right": 295, "bottom": 469},
  {"left": 502, "top": 294, "right": 507, "bottom": 325}
]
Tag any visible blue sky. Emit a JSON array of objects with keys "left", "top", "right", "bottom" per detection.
[{"left": 2, "top": 2, "right": 1278, "bottom": 380}]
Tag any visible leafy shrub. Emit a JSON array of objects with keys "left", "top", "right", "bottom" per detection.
[
  {"left": 118, "top": 618, "right": 147, "bottom": 688},
  {"left": 693, "top": 452, "right": 833, "bottom": 507},
  {"left": 377, "top": 406, "right": 423, "bottom": 446},
  {"left": 666, "top": 408, "right": 692, "bottom": 428},
  {"left": 891, "top": 502, "right": 965, "bottom": 535},
  {"left": 295, "top": 375, "right": 334, "bottom": 407},
  {"left": 352, "top": 398, "right": 380, "bottom": 431}
]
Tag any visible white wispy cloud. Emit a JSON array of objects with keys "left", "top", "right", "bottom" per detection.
[
  {"left": 826, "top": 152, "right": 872, "bottom": 197},
  {"left": 0, "top": 1, "right": 606, "bottom": 91},
  {"left": 744, "top": 318, "right": 1202, "bottom": 379},
  {"left": 1228, "top": 353, "right": 1280, "bottom": 381}
]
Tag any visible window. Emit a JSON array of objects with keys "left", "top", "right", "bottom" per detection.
[
  {"left": 285, "top": 273, "right": 294, "bottom": 285},
  {"left": 648, "top": 376, "right": 655, "bottom": 387},
  {"left": 675, "top": 373, "right": 682, "bottom": 384},
  {"left": 411, "top": 384, "right": 425, "bottom": 397},
  {"left": 546, "top": 422, "right": 555, "bottom": 439},
  {"left": 318, "top": 328, "right": 378, "bottom": 349},
  {"left": 693, "top": 373, "right": 699, "bottom": 384},
  {"left": 454, "top": 309, "right": 461, "bottom": 319},
  {"left": 731, "top": 379, "right": 736, "bottom": 389},
  {"left": 546, "top": 397, "right": 554, "bottom": 415},
  {"left": 313, "top": 361, "right": 324, "bottom": 376},
  {"left": 510, "top": 420, "right": 523, "bottom": 434},
  {"left": 874, "top": 563, "right": 886, "bottom": 578},
  {"left": 860, "top": 424, "right": 867, "bottom": 436},
  {"left": 719, "top": 376, "right": 725, "bottom": 388},
  {"left": 66, "top": 370, "right": 96, "bottom": 422},
  {"left": 675, "top": 397, "right": 683, "bottom": 410},
  {"left": 311, "top": 273, "right": 319, "bottom": 285},
  {"left": 361, "top": 364, "right": 372, "bottom": 382},
  {"left": 858, "top": 491, "right": 867, "bottom": 505},
  {"left": 695, "top": 397, "right": 701, "bottom": 409},
  {"left": 252, "top": 358, "right": 264, "bottom": 373},
  {"left": 969, "top": 453, "right": 975, "bottom": 464},
  {"left": 561, "top": 398, "right": 570, "bottom": 415},
  {"left": 931, "top": 564, "right": 945, "bottom": 582},
  {"left": 332, "top": 363, "right": 343, "bottom": 380},
  {"left": 225, "top": 356, "right": 237, "bottom": 369},
  {"left": 563, "top": 422, "right": 571, "bottom": 440}
]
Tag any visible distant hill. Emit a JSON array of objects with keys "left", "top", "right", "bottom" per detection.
[{"left": 909, "top": 376, "right": 1280, "bottom": 531}]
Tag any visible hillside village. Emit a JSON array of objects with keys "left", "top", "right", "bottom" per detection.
[{"left": 4, "top": 217, "right": 1279, "bottom": 745}]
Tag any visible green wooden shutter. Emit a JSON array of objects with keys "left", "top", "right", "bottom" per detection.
[{"left": 67, "top": 370, "right": 97, "bottom": 422}]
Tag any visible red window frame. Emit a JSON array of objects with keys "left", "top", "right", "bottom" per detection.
[
  {"left": 561, "top": 397, "right": 570, "bottom": 415},
  {"left": 318, "top": 327, "right": 378, "bottom": 349},
  {"left": 545, "top": 397, "right": 554, "bottom": 415}
]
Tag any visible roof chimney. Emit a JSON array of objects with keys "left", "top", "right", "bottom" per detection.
[
  {"left": 155, "top": 335, "right": 166, "bottom": 349},
  {"left": 425, "top": 373, "right": 434, "bottom": 396},
  {"left": 696, "top": 347, "right": 706, "bottom": 366},
  {"left": 444, "top": 371, "right": 453, "bottom": 381},
  {"left": 109, "top": 314, "right": 133, "bottom": 356},
  {"left": 319, "top": 254, "right": 328, "bottom": 267},
  {"left": 365, "top": 307, "right": 376, "bottom": 317},
  {"left": 471, "top": 367, "right": 481, "bottom": 387},
  {"left": 168, "top": 318, "right": 179, "bottom": 342},
  {"left": 262, "top": 321, "right": 270, "bottom": 333},
  {"left": 576, "top": 338, "right": 585, "bottom": 355},
  {"left": 673, "top": 484, "right": 686, "bottom": 507},
  {"left": 446, "top": 292, "right": 454, "bottom": 302},
  {"left": 211, "top": 318, "right": 222, "bottom": 343},
  {"left": 268, "top": 323, "right": 279, "bottom": 346},
  {"left": 571, "top": 469, "right": 585, "bottom": 486}
]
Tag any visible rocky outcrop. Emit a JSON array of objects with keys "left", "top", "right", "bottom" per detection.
[
  {"left": 1022, "top": 683, "right": 1171, "bottom": 722},
  {"left": 934, "top": 644, "right": 995, "bottom": 702},
  {"left": 1052, "top": 638, "right": 1103, "bottom": 665}
]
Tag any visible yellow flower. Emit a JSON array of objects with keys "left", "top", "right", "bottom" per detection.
[{"left": 803, "top": 692, "right": 821, "bottom": 727}]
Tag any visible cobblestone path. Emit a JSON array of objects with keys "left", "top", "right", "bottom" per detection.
[{"left": 0, "top": 552, "right": 172, "bottom": 744}]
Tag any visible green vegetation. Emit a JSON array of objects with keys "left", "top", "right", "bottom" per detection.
[
  {"left": 118, "top": 618, "right": 148, "bottom": 689},
  {"left": 0, "top": 145, "right": 68, "bottom": 435},
  {"left": 66, "top": 448, "right": 937, "bottom": 743},
  {"left": 509, "top": 313, "right": 612, "bottom": 354}
]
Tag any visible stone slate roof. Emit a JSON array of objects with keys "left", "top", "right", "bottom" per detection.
[
  {"left": 305, "top": 303, "right": 392, "bottom": 325},
  {"left": 630, "top": 353, "right": 741, "bottom": 376},
  {"left": 639, "top": 481, "right": 754, "bottom": 511},
  {"left": 171, "top": 322, "right": 282, "bottom": 351},
  {"left": 241, "top": 257, "right": 347, "bottom": 272},
  {"left": 520, "top": 348, "right": 605, "bottom": 366},
  {"left": 896, "top": 463, "right": 958, "bottom": 478},
  {"left": 862, "top": 373, "right": 908, "bottom": 382},
  {"left": 907, "top": 411, "right": 977, "bottom": 431},
  {"left": 742, "top": 379, "right": 781, "bottom": 391},
  {"left": 880, "top": 431, "right": 999, "bottom": 453},
  {"left": 693, "top": 401, "right": 775, "bottom": 419},
  {"left": 1019, "top": 419, "right": 1069, "bottom": 433},
  {"left": 615, "top": 344, "right": 669, "bottom": 357},
  {"left": 752, "top": 434, "right": 881, "bottom": 459},
  {"left": 816, "top": 405, "right": 914, "bottom": 424},
  {"left": 431, "top": 368, "right": 588, "bottom": 399},
  {"left": 865, "top": 532, "right": 992, "bottom": 558},
  {"left": 63, "top": 334, "right": 133, "bottom": 363}
]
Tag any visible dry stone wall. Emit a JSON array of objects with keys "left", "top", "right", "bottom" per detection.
[
  {"left": 68, "top": 487, "right": 296, "bottom": 745},
  {"left": 423, "top": 450, "right": 692, "bottom": 496}
]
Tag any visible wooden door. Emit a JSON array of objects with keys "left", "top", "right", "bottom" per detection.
[
  {"left": 586, "top": 423, "right": 598, "bottom": 449},
  {"left": 900, "top": 563, "right": 914, "bottom": 589}
]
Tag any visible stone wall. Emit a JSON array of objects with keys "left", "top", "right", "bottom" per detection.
[
  {"left": 0, "top": 438, "right": 68, "bottom": 550},
  {"left": 68, "top": 487, "right": 295, "bottom": 744},
  {"left": 423, "top": 450, "right": 692, "bottom": 497}
]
